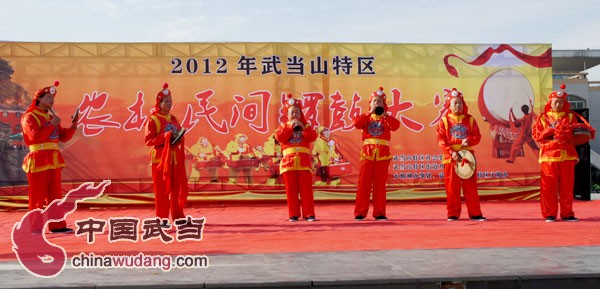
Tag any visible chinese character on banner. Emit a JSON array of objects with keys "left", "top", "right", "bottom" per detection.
[
  {"left": 332, "top": 56, "right": 353, "bottom": 75},
  {"left": 230, "top": 91, "right": 271, "bottom": 134},
  {"left": 190, "top": 89, "right": 229, "bottom": 134},
  {"left": 429, "top": 89, "right": 450, "bottom": 127},
  {"left": 357, "top": 56, "right": 375, "bottom": 75},
  {"left": 329, "top": 90, "right": 349, "bottom": 132},
  {"left": 302, "top": 92, "right": 324, "bottom": 127},
  {"left": 387, "top": 88, "right": 424, "bottom": 132},
  {"left": 123, "top": 91, "right": 148, "bottom": 131},
  {"left": 287, "top": 56, "right": 305, "bottom": 75},
  {"left": 261, "top": 55, "right": 282, "bottom": 75},
  {"left": 77, "top": 91, "right": 122, "bottom": 137},
  {"left": 310, "top": 56, "right": 328, "bottom": 75},
  {"left": 247, "top": 91, "right": 271, "bottom": 133},
  {"left": 237, "top": 56, "right": 258, "bottom": 75}
]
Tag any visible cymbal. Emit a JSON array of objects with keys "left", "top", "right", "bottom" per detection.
[
  {"left": 455, "top": 150, "right": 476, "bottom": 179},
  {"left": 171, "top": 128, "right": 186, "bottom": 145}
]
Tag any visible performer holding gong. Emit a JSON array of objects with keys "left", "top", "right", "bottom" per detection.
[
  {"left": 275, "top": 94, "right": 317, "bottom": 222},
  {"left": 21, "top": 81, "right": 79, "bottom": 233},
  {"left": 532, "top": 84, "right": 596, "bottom": 222},
  {"left": 144, "top": 83, "right": 188, "bottom": 227},
  {"left": 352, "top": 87, "right": 400, "bottom": 221},
  {"left": 436, "top": 88, "right": 486, "bottom": 221}
]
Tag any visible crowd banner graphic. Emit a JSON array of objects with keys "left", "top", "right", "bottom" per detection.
[{"left": 0, "top": 42, "right": 552, "bottom": 205}]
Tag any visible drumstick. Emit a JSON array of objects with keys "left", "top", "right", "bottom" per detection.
[
  {"left": 72, "top": 106, "right": 81, "bottom": 123},
  {"left": 509, "top": 99, "right": 517, "bottom": 111},
  {"left": 456, "top": 152, "right": 463, "bottom": 163}
]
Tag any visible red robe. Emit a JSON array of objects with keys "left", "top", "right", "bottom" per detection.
[
  {"left": 275, "top": 122, "right": 317, "bottom": 219},
  {"left": 436, "top": 113, "right": 483, "bottom": 218},
  {"left": 21, "top": 107, "right": 76, "bottom": 231},
  {"left": 145, "top": 112, "right": 188, "bottom": 222},
  {"left": 353, "top": 113, "right": 400, "bottom": 218}
]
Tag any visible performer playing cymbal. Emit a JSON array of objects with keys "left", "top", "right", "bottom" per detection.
[
  {"left": 436, "top": 88, "right": 486, "bottom": 222},
  {"left": 144, "top": 83, "right": 188, "bottom": 228}
]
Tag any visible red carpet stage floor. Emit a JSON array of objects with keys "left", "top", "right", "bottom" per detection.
[{"left": 2, "top": 200, "right": 600, "bottom": 261}]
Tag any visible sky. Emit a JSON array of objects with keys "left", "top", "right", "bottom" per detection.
[{"left": 2, "top": 0, "right": 600, "bottom": 78}]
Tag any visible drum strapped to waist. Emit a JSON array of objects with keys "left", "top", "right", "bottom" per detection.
[
  {"left": 571, "top": 123, "right": 592, "bottom": 146},
  {"left": 454, "top": 150, "right": 476, "bottom": 179}
]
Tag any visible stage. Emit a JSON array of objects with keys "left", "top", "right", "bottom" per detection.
[{"left": 2, "top": 200, "right": 600, "bottom": 288}]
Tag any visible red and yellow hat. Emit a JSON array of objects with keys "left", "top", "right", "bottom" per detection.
[
  {"left": 443, "top": 88, "right": 469, "bottom": 114},
  {"left": 154, "top": 82, "right": 171, "bottom": 112},
  {"left": 283, "top": 93, "right": 302, "bottom": 111},
  {"left": 369, "top": 87, "right": 388, "bottom": 109},
  {"left": 34, "top": 80, "right": 59, "bottom": 98},
  {"left": 29, "top": 81, "right": 59, "bottom": 110},
  {"left": 544, "top": 84, "right": 570, "bottom": 112},
  {"left": 549, "top": 84, "right": 568, "bottom": 99},
  {"left": 283, "top": 93, "right": 307, "bottom": 123}
]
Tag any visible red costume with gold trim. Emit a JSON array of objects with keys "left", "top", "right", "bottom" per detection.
[
  {"left": 144, "top": 83, "right": 188, "bottom": 223},
  {"left": 275, "top": 94, "right": 318, "bottom": 219},
  {"left": 532, "top": 84, "right": 595, "bottom": 220},
  {"left": 436, "top": 88, "right": 483, "bottom": 219},
  {"left": 21, "top": 81, "right": 76, "bottom": 231},
  {"left": 353, "top": 87, "right": 400, "bottom": 219}
]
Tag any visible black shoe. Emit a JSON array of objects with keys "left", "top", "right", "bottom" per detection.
[
  {"left": 306, "top": 216, "right": 317, "bottom": 222},
  {"left": 289, "top": 216, "right": 299, "bottom": 222},
  {"left": 374, "top": 215, "right": 388, "bottom": 221},
  {"left": 447, "top": 216, "right": 459, "bottom": 221},
  {"left": 50, "top": 227, "right": 74, "bottom": 234},
  {"left": 355, "top": 215, "right": 365, "bottom": 221},
  {"left": 562, "top": 216, "right": 579, "bottom": 222},
  {"left": 470, "top": 215, "right": 487, "bottom": 221},
  {"left": 545, "top": 216, "right": 556, "bottom": 222}
]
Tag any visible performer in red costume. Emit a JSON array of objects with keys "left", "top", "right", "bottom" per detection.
[
  {"left": 353, "top": 87, "right": 400, "bottom": 221},
  {"left": 506, "top": 100, "right": 539, "bottom": 163},
  {"left": 275, "top": 94, "right": 318, "bottom": 222},
  {"left": 21, "top": 81, "right": 79, "bottom": 233},
  {"left": 532, "top": 84, "right": 595, "bottom": 222},
  {"left": 436, "top": 88, "right": 486, "bottom": 221},
  {"left": 144, "top": 83, "right": 188, "bottom": 227}
]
